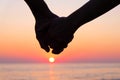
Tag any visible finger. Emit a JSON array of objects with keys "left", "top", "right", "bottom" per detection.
[
  {"left": 39, "top": 40, "right": 50, "bottom": 52},
  {"left": 49, "top": 39, "right": 67, "bottom": 48},
  {"left": 51, "top": 43, "right": 66, "bottom": 54},
  {"left": 40, "top": 44, "right": 50, "bottom": 52},
  {"left": 52, "top": 48, "right": 64, "bottom": 54},
  {"left": 49, "top": 40, "right": 65, "bottom": 54}
]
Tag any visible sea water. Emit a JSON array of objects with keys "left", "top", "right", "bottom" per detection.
[{"left": 0, "top": 63, "right": 120, "bottom": 80}]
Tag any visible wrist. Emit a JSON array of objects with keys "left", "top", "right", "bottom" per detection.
[{"left": 66, "top": 17, "right": 83, "bottom": 34}]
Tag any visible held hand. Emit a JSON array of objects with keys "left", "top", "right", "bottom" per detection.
[
  {"left": 35, "top": 17, "right": 74, "bottom": 54},
  {"left": 35, "top": 19, "right": 51, "bottom": 52},
  {"left": 48, "top": 17, "right": 74, "bottom": 54}
]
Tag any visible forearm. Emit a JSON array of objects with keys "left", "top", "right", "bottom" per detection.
[
  {"left": 24, "top": 0, "right": 57, "bottom": 20},
  {"left": 67, "top": 0, "right": 120, "bottom": 33}
]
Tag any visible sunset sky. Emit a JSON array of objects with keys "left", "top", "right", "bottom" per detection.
[{"left": 0, "top": 0, "right": 120, "bottom": 63}]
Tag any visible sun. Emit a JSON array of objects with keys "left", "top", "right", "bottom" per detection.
[{"left": 49, "top": 57, "right": 55, "bottom": 63}]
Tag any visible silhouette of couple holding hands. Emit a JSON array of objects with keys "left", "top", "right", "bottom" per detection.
[{"left": 25, "top": 0, "right": 120, "bottom": 54}]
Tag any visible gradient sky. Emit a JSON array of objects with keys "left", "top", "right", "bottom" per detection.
[{"left": 0, "top": 0, "right": 120, "bottom": 63}]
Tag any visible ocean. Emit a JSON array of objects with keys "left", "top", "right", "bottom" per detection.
[{"left": 0, "top": 63, "right": 120, "bottom": 80}]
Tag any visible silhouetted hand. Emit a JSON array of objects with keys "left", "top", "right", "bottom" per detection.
[
  {"left": 35, "top": 19, "right": 51, "bottom": 52},
  {"left": 35, "top": 17, "right": 74, "bottom": 54},
  {"left": 47, "top": 17, "right": 74, "bottom": 54}
]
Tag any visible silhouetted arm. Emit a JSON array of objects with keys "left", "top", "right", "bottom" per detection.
[
  {"left": 46, "top": 0, "right": 119, "bottom": 54},
  {"left": 67, "top": 0, "right": 120, "bottom": 33},
  {"left": 24, "top": 0, "right": 57, "bottom": 20},
  {"left": 25, "top": 0, "right": 59, "bottom": 52}
]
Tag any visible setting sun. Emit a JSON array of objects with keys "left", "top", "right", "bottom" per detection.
[{"left": 49, "top": 57, "right": 55, "bottom": 63}]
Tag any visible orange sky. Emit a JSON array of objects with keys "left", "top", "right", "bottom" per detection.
[{"left": 0, "top": 0, "right": 120, "bottom": 63}]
